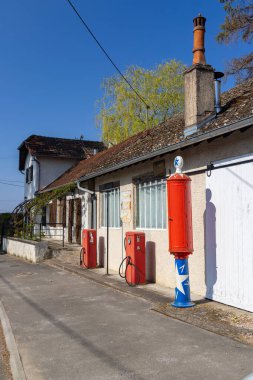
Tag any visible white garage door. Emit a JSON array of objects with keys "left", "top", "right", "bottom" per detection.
[{"left": 205, "top": 154, "right": 253, "bottom": 312}]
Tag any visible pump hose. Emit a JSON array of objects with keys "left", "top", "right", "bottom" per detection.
[
  {"left": 80, "top": 247, "right": 87, "bottom": 268},
  {"left": 118, "top": 256, "right": 141, "bottom": 287}
]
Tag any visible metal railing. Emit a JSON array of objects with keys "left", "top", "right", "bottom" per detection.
[
  {"left": 35, "top": 223, "right": 65, "bottom": 247},
  {"left": 1, "top": 221, "right": 66, "bottom": 247}
]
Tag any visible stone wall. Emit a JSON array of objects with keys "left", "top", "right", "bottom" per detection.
[{"left": 2, "top": 237, "right": 49, "bottom": 263}]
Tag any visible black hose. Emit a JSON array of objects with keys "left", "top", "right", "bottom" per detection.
[
  {"left": 119, "top": 256, "right": 130, "bottom": 278},
  {"left": 118, "top": 255, "right": 141, "bottom": 287}
]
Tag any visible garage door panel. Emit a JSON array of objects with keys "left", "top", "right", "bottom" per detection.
[{"left": 206, "top": 159, "right": 253, "bottom": 312}]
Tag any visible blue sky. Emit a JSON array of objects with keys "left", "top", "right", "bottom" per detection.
[{"left": 0, "top": 0, "right": 251, "bottom": 211}]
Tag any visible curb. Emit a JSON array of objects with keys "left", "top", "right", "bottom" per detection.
[{"left": 0, "top": 300, "right": 26, "bottom": 380}]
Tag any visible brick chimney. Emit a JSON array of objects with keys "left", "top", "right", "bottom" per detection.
[{"left": 184, "top": 14, "right": 215, "bottom": 136}]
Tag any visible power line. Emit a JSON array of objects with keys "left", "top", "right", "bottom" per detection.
[
  {"left": 0, "top": 179, "right": 23, "bottom": 183},
  {"left": 0, "top": 181, "right": 23, "bottom": 188},
  {"left": 0, "top": 200, "right": 22, "bottom": 202},
  {"left": 66, "top": 0, "right": 150, "bottom": 111}
]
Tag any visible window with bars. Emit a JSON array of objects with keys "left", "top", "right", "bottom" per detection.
[
  {"left": 101, "top": 188, "right": 120, "bottom": 228},
  {"left": 136, "top": 179, "right": 166, "bottom": 229}
]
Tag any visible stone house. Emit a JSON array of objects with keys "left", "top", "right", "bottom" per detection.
[{"left": 18, "top": 134, "right": 105, "bottom": 200}]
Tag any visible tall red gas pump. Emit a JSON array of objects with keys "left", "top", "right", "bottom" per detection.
[
  {"left": 80, "top": 229, "right": 97, "bottom": 269},
  {"left": 167, "top": 156, "right": 195, "bottom": 308}
]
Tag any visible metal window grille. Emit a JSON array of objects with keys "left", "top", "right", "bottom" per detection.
[
  {"left": 136, "top": 179, "right": 166, "bottom": 229},
  {"left": 101, "top": 188, "right": 120, "bottom": 228}
]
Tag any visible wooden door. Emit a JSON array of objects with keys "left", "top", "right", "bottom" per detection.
[{"left": 68, "top": 199, "right": 74, "bottom": 243}]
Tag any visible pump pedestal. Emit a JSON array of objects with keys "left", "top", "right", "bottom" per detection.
[{"left": 171, "top": 257, "right": 194, "bottom": 308}]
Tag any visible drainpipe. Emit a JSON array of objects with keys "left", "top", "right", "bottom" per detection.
[
  {"left": 214, "top": 71, "right": 224, "bottom": 114},
  {"left": 76, "top": 181, "right": 97, "bottom": 229}
]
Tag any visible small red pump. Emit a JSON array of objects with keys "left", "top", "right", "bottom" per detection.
[
  {"left": 119, "top": 231, "right": 146, "bottom": 286},
  {"left": 80, "top": 229, "right": 97, "bottom": 269}
]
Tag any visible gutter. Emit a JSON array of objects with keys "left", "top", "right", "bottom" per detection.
[{"left": 76, "top": 181, "right": 95, "bottom": 195}]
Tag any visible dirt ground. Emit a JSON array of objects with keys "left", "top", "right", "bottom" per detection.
[
  {"left": 155, "top": 300, "right": 253, "bottom": 347},
  {"left": 0, "top": 321, "right": 12, "bottom": 380}
]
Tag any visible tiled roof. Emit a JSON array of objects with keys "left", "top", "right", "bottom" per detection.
[
  {"left": 18, "top": 135, "right": 105, "bottom": 170},
  {"left": 42, "top": 78, "right": 253, "bottom": 192}
]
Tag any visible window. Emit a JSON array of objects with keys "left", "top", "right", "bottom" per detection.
[
  {"left": 101, "top": 188, "right": 120, "bottom": 227},
  {"left": 25, "top": 166, "right": 33, "bottom": 184},
  {"left": 136, "top": 179, "right": 166, "bottom": 229}
]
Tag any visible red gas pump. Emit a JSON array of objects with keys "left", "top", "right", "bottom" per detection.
[
  {"left": 80, "top": 229, "right": 97, "bottom": 269},
  {"left": 119, "top": 231, "right": 146, "bottom": 286}
]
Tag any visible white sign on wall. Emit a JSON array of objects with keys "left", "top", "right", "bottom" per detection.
[{"left": 120, "top": 191, "right": 131, "bottom": 223}]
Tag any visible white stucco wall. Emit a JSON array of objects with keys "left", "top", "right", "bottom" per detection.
[
  {"left": 24, "top": 154, "right": 78, "bottom": 200},
  {"left": 2, "top": 237, "right": 49, "bottom": 263},
  {"left": 39, "top": 157, "right": 78, "bottom": 190}
]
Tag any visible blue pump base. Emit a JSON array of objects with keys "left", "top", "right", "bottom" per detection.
[
  {"left": 171, "top": 300, "right": 195, "bottom": 308},
  {"left": 172, "top": 257, "right": 195, "bottom": 309}
]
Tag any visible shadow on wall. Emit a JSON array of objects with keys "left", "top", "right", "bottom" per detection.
[
  {"left": 98, "top": 236, "right": 105, "bottom": 267},
  {"left": 204, "top": 188, "right": 217, "bottom": 299},
  {"left": 146, "top": 241, "right": 156, "bottom": 283}
]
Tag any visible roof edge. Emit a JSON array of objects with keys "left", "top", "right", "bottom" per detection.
[
  {"left": 39, "top": 181, "right": 75, "bottom": 194},
  {"left": 41, "top": 115, "right": 253, "bottom": 193},
  {"left": 79, "top": 115, "right": 253, "bottom": 181}
]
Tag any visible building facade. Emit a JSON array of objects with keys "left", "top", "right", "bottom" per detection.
[{"left": 40, "top": 15, "right": 253, "bottom": 312}]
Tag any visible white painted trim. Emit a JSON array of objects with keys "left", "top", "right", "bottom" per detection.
[
  {"left": 212, "top": 152, "right": 253, "bottom": 167},
  {"left": 100, "top": 227, "right": 122, "bottom": 231},
  {"left": 136, "top": 228, "right": 166, "bottom": 231}
]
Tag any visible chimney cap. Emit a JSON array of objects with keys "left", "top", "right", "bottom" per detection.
[
  {"left": 193, "top": 13, "right": 206, "bottom": 28},
  {"left": 214, "top": 71, "right": 224, "bottom": 80}
]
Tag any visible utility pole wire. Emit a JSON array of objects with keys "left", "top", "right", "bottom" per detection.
[
  {"left": 65, "top": 0, "right": 150, "bottom": 112},
  {"left": 0, "top": 181, "right": 23, "bottom": 188}
]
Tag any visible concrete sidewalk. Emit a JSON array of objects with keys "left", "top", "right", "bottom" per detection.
[{"left": 0, "top": 254, "right": 253, "bottom": 380}]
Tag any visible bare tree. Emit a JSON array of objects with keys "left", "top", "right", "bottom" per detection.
[{"left": 217, "top": 0, "right": 253, "bottom": 83}]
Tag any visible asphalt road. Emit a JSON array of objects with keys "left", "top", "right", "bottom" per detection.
[{"left": 0, "top": 253, "right": 253, "bottom": 380}]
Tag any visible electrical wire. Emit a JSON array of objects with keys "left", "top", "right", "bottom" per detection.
[
  {"left": 0, "top": 200, "right": 21, "bottom": 202},
  {"left": 0, "top": 181, "right": 23, "bottom": 188},
  {"left": 0, "top": 179, "right": 23, "bottom": 183},
  {"left": 65, "top": 0, "right": 150, "bottom": 111}
]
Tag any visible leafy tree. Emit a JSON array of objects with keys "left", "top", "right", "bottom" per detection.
[
  {"left": 217, "top": 0, "right": 253, "bottom": 83},
  {"left": 97, "top": 60, "right": 185, "bottom": 145}
]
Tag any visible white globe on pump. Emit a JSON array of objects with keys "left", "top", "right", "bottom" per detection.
[{"left": 174, "top": 156, "right": 184, "bottom": 173}]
